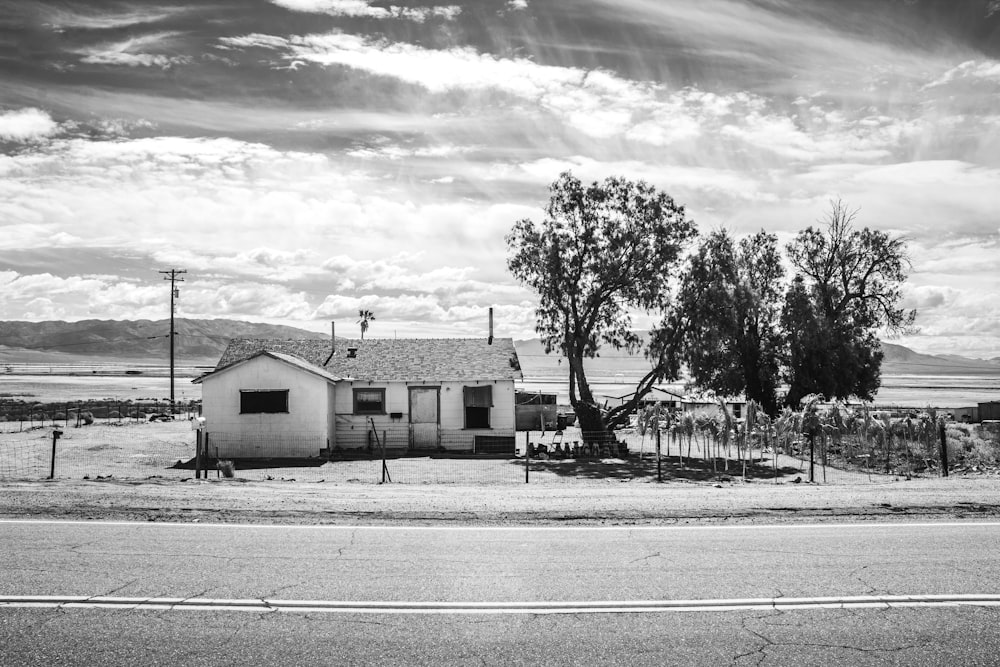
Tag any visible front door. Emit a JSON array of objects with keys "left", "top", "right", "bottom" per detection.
[{"left": 409, "top": 387, "right": 439, "bottom": 449}]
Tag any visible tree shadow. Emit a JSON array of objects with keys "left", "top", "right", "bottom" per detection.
[{"left": 517, "top": 454, "right": 802, "bottom": 482}]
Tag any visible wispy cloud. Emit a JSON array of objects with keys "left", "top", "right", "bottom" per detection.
[
  {"left": 75, "top": 32, "right": 192, "bottom": 68},
  {"left": 270, "top": 0, "right": 461, "bottom": 22}
]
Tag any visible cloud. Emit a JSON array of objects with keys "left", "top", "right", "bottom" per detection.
[
  {"left": 269, "top": 0, "right": 461, "bottom": 21},
  {"left": 41, "top": 7, "right": 184, "bottom": 31},
  {"left": 75, "top": 32, "right": 192, "bottom": 69},
  {"left": 924, "top": 60, "right": 1000, "bottom": 89},
  {"left": 0, "top": 108, "right": 60, "bottom": 142}
]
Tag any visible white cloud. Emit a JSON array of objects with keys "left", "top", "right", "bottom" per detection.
[
  {"left": 76, "top": 32, "right": 192, "bottom": 69},
  {"left": 0, "top": 108, "right": 60, "bottom": 142},
  {"left": 924, "top": 60, "right": 1000, "bottom": 89},
  {"left": 269, "top": 0, "right": 461, "bottom": 21}
]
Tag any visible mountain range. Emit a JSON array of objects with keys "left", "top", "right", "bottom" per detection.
[{"left": 0, "top": 318, "right": 998, "bottom": 376}]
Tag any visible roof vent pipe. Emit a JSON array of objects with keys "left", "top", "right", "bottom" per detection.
[
  {"left": 324, "top": 321, "right": 336, "bottom": 365},
  {"left": 488, "top": 307, "right": 494, "bottom": 346}
]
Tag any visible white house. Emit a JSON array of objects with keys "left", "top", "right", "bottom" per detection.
[{"left": 193, "top": 337, "right": 522, "bottom": 459}]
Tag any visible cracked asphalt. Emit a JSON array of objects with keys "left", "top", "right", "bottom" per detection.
[{"left": 3, "top": 521, "right": 1000, "bottom": 665}]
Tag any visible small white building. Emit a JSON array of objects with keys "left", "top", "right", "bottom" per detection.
[{"left": 194, "top": 337, "right": 522, "bottom": 459}]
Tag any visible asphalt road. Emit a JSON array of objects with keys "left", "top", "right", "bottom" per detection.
[{"left": 3, "top": 520, "right": 1000, "bottom": 665}]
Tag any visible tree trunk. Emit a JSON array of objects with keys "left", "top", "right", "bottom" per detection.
[{"left": 567, "top": 350, "right": 612, "bottom": 444}]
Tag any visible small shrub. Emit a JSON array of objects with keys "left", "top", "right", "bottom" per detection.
[{"left": 217, "top": 460, "right": 236, "bottom": 478}]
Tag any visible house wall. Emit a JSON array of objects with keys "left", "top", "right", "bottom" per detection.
[
  {"left": 201, "top": 355, "right": 332, "bottom": 458},
  {"left": 334, "top": 379, "right": 516, "bottom": 451}
]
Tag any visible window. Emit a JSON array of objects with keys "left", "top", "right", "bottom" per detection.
[
  {"left": 733, "top": 403, "right": 742, "bottom": 419},
  {"left": 240, "top": 390, "right": 288, "bottom": 414},
  {"left": 463, "top": 385, "right": 492, "bottom": 429},
  {"left": 353, "top": 388, "right": 386, "bottom": 415}
]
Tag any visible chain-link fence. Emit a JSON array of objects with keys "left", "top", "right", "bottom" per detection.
[{"left": 2, "top": 419, "right": 995, "bottom": 484}]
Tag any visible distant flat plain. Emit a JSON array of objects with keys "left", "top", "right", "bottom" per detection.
[{"left": 2, "top": 368, "right": 999, "bottom": 408}]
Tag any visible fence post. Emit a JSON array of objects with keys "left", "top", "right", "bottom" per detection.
[
  {"left": 809, "top": 433, "right": 815, "bottom": 483},
  {"left": 656, "top": 428, "right": 662, "bottom": 483},
  {"left": 49, "top": 429, "right": 63, "bottom": 479},
  {"left": 195, "top": 429, "right": 202, "bottom": 479},
  {"left": 939, "top": 421, "right": 949, "bottom": 477},
  {"left": 524, "top": 431, "right": 530, "bottom": 484},
  {"left": 202, "top": 433, "right": 210, "bottom": 478}
]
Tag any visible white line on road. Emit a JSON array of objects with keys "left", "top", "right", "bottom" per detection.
[
  {"left": 3, "top": 594, "right": 1000, "bottom": 614},
  {"left": 2, "top": 519, "right": 1000, "bottom": 531}
]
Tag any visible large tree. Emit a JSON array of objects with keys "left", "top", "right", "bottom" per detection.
[
  {"left": 782, "top": 200, "right": 916, "bottom": 407},
  {"left": 671, "top": 229, "right": 785, "bottom": 415},
  {"left": 506, "top": 172, "right": 697, "bottom": 437}
]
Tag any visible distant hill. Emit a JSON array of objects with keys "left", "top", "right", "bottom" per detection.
[
  {"left": 880, "top": 342, "right": 1000, "bottom": 376},
  {"left": 1, "top": 319, "right": 997, "bottom": 376},
  {"left": 517, "top": 338, "right": 1000, "bottom": 379},
  {"left": 0, "top": 318, "right": 329, "bottom": 365}
]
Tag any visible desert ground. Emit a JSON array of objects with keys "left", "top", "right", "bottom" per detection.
[{"left": 2, "top": 420, "right": 999, "bottom": 525}]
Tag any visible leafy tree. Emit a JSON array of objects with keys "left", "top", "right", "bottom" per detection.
[
  {"left": 357, "top": 309, "right": 375, "bottom": 339},
  {"left": 671, "top": 229, "right": 784, "bottom": 415},
  {"left": 782, "top": 200, "right": 915, "bottom": 407},
  {"left": 506, "top": 172, "right": 697, "bottom": 438}
]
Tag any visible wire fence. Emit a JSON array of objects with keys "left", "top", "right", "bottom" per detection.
[
  {"left": 2, "top": 420, "right": 995, "bottom": 484},
  {"left": 0, "top": 400, "right": 201, "bottom": 433}
]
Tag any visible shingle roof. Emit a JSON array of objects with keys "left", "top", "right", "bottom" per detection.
[
  {"left": 214, "top": 337, "right": 522, "bottom": 382},
  {"left": 193, "top": 350, "right": 340, "bottom": 384}
]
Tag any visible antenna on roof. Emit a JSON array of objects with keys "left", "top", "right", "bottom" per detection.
[
  {"left": 324, "top": 321, "right": 335, "bottom": 365},
  {"left": 488, "top": 307, "right": 494, "bottom": 346}
]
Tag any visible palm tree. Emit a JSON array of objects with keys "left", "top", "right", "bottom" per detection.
[{"left": 358, "top": 309, "right": 375, "bottom": 340}]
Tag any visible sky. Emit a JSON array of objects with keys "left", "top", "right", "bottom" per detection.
[{"left": 1, "top": 0, "right": 999, "bottom": 359}]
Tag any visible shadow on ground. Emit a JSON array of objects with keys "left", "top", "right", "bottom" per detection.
[{"left": 520, "top": 454, "right": 803, "bottom": 482}]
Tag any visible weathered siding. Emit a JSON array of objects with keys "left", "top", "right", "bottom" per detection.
[
  {"left": 201, "top": 355, "right": 332, "bottom": 458},
  {"left": 334, "top": 379, "right": 516, "bottom": 451}
]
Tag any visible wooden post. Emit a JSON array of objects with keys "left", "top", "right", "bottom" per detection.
[
  {"left": 939, "top": 421, "right": 949, "bottom": 477},
  {"left": 656, "top": 428, "right": 662, "bottom": 483},
  {"left": 202, "top": 433, "right": 210, "bottom": 478},
  {"left": 49, "top": 429, "right": 62, "bottom": 479},
  {"left": 809, "top": 432, "right": 815, "bottom": 483},
  {"left": 195, "top": 429, "right": 202, "bottom": 479},
  {"left": 525, "top": 431, "right": 530, "bottom": 484}
]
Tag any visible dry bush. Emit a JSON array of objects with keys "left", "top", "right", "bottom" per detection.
[
  {"left": 217, "top": 460, "right": 236, "bottom": 478},
  {"left": 947, "top": 424, "right": 1000, "bottom": 467}
]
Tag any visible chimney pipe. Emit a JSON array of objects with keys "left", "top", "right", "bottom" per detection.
[
  {"left": 488, "top": 307, "right": 494, "bottom": 346},
  {"left": 324, "top": 321, "right": 336, "bottom": 365}
]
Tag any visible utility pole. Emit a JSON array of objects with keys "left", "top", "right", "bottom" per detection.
[{"left": 159, "top": 269, "right": 187, "bottom": 412}]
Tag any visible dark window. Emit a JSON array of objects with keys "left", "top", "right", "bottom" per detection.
[
  {"left": 240, "top": 390, "right": 288, "bottom": 414},
  {"left": 734, "top": 403, "right": 742, "bottom": 419},
  {"left": 354, "top": 389, "right": 386, "bottom": 415},
  {"left": 464, "top": 385, "right": 492, "bottom": 429}
]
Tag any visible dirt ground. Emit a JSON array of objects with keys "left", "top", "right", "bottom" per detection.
[
  {"left": 3, "top": 420, "right": 1000, "bottom": 525},
  {"left": 2, "top": 476, "right": 999, "bottom": 525}
]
